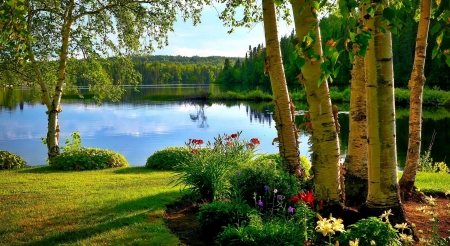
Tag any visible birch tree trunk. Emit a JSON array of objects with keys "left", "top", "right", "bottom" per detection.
[
  {"left": 363, "top": 2, "right": 406, "bottom": 223},
  {"left": 290, "top": 0, "right": 341, "bottom": 203},
  {"left": 262, "top": 0, "right": 302, "bottom": 176},
  {"left": 399, "top": 0, "right": 431, "bottom": 199},
  {"left": 343, "top": 7, "right": 368, "bottom": 207}
]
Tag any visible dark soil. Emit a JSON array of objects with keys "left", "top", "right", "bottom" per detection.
[{"left": 163, "top": 195, "right": 450, "bottom": 246}]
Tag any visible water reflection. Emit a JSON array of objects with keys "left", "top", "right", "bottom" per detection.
[
  {"left": 0, "top": 86, "right": 449, "bottom": 167},
  {"left": 189, "top": 102, "right": 209, "bottom": 129}
]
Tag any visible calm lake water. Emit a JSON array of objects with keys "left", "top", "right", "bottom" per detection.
[{"left": 0, "top": 85, "right": 448, "bottom": 167}]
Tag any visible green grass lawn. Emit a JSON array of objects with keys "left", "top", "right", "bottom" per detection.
[
  {"left": 0, "top": 166, "right": 182, "bottom": 246},
  {"left": 1, "top": 166, "right": 448, "bottom": 246}
]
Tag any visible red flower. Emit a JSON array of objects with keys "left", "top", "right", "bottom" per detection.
[
  {"left": 290, "top": 195, "right": 300, "bottom": 203},
  {"left": 191, "top": 149, "right": 199, "bottom": 154},
  {"left": 192, "top": 139, "right": 204, "bottom": 145},
  {"left": 299, "top": 191, "right": 316, "bottom": 203},
  {"left": 250, "top": 138, "right": 260, "bottom": 145},
  {"left": 319, "top": 200, "right": 323, "bottom": 210},
  {"left": 230, "top": 133, "right": 238, "bottom": 139},
  {"left": 226, "top": 142, "right": 233, "bottom": 146},
  {"left": 248, "top": 143, "right": 255, "bottom": 148}
]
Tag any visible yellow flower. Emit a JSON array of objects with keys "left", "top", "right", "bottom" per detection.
[
  {"left": 349, "top": 238, "right": 359, "bottom": 246},
  {"left": 331, "top": 218, "right": 345, "bottom": 232},
  {"left": 370, "top": 240, "right": 376, "bottom": 245},
  {"left": 416, "top": 205, "right": 428, "bottom": 212},
  {"left": 315, "top": 218, "right": 334, "bottom": 236}
]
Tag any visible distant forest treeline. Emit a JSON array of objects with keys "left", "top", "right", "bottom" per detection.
[
  {"left": 215, "top": 12, "right": 450, "bottom": 89},
  {"left": 85, "top": 10, "right": 450, "bottom": 89},
  {"left": 4, "top": 11, "right": 450, "bottom": 89}
]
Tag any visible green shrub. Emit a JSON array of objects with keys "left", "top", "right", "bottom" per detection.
[
  {"left": 0, "top": 151, "right": 27, "bottom": 170},
  {"left": 216, "top": 204, "right": 315, "bottom": 246},
  {"left": 197, "top": 201, "right": 255, "bottom": 239},
  {"left": 171, "top": 133, "right": 259, "bottom": 202},
  {"left": 395, "top": 88, "right": 410, "bottom": 105},
  {"left": 336, "top": 217, "right": 400, "bottom": 246},
  {"left": 145, "top": 147, "right": 190, "bottom": 170},
  {"left": 50, "top": 148, "right": 129, "bottom": 170},
  {"left": 230, "top": 159, "right": 302, "bottom": 216}
]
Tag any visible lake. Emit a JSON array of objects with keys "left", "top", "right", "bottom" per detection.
[{"left": 0, "top": 85, "right": 448, "bottom": 167}]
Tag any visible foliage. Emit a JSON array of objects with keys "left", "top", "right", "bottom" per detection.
[
  {"left": 171, "top": 133, "right": 259, "bottom": 202},
  {"left": 228, "top": 158, "right": 306, "bottom": 215},
  {"left": 61, "top": 131, "right": 82, "bottom": 152},
  {"left": 197, "top": 201, "right": 255, "bottom": 238},
  {"left": 145, "top": 147, "right": 190, "bottom": 170},
  {"left": 215, "top": 202, "right": 316, "bottom": 246},
  {"left": 416, "top": 195, "right": 450, "bottom": 245},
  {"left": 50, "top": 148, "right": 129, "bottom": 171},
  {"left": 336, "top": 216, "right": 400, "bottom": 246},
  {"left": 419, "top": 151, "right": 449, "bottom": 173},
  {"left": 0, "top": 151, "right": 27, "bottom": 170}
]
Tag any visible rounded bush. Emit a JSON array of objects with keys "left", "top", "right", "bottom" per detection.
[
  {"left": 50, "top": 147, "right": 129, "bottom": 170},
  {"left": 145, "top": 147, "right": 190, "bottom": 170},
  {"left": 0, "top": 151, "right": 27, "bottom": 170}
]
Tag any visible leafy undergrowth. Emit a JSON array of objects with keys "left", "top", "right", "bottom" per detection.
[{"left": 164, "top": 193, "right": 450, "bottom": 246}]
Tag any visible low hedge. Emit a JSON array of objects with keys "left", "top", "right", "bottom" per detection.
[
  {"left": 0, "top": 151, "right": 27, "bottom": 170},
  {"left": 145, "top": 147, "right": 190, "bottom": 170},
  {"left": 50, "top": 148, "right": 129, "bottom": 170}
]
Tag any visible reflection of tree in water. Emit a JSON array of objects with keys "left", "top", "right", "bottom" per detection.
[
  {"left": 189, "top": 102, "right": 209, "bottom": 129},
  {"left": 245, "top": 105, "right": 272, "bottom": 127}
]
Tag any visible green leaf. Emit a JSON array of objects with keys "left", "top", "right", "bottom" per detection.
[
  {"left": 331, "top": 51, "right": 340, "bottom": 65},
  {"left": 431, "top": 23, "right": 441, "bottom": 36},
  {"left": 349, "top": 32, "right": 357, "bottom": 42},
  {"left": 390, "top": 26, "right": 398, "bottom": 35},
  {"left": 295, "top": 57, "right": 306, "bottom": 69},
  {"left": 382, "top": 7, "right": 395, "bottom": 21},
  {"left": 289, "top": 52, "right": 296, "bottom": 64},
  {"left": 446, "top": 57, "right": 450, "bottom": 67},
  {"left": 333, "top": 66, "right": 341, "bottom": 78},
  {"left": 359, "top": 46, "right": 368, "bottom": 57},
  {"left": 432, "top": 46, "right": 439, "bottom": 59},
  {"left": 378, "top": 26, "right": 386, "bottom": 34}
]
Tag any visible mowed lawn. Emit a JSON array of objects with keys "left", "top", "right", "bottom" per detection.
[
  {"left": 0, "top": 166, "right": 182, "bottom": 246},
  {"left": 1, "top": 166, "right": 449, "bottom": 246}
]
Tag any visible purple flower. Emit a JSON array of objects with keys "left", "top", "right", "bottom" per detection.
[
  {"left": 277, "top": 195, "right": 282, "bottom": 201},
  {"left": 258, "top": 200, "right": 263, "bottom": 207},
  {"left": 264, "top": 185, "right": 269, "bottom": 191},
  {"left": 288, "top": 206, "right": 294, "bottom": 213},
  {"left": 237, "top": 172, "right": 241, "bottom": 176}
]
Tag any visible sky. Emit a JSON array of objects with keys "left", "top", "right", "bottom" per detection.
[{"left": 152, "top": 4, "right": 294, "bottom": 58}]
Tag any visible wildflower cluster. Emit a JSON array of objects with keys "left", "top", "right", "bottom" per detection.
[
  {"left": 187, "top": 138, "right": 204, "bottom": 154},
  {"left": 414, "top": 195, "right": 450, "bottom": 245}
]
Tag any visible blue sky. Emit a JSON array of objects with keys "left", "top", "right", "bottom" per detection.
[{"left": 153, "top": 4, "right": 294, "bottom": 57}]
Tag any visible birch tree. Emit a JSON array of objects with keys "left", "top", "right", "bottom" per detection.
[
  {"left": 343, "top": 6, "right": 368, "bottom": 207},
  {"left": 290, "top": 0, "right": 341, "bottom": 204},
  {"left": 362, "top": 0, "right": 406, "bottom": 222},
  {"left": 219, "top": 0, "right": 303, "bottom": 176},
  {"left": 2, "top": 0, "right": 204, "bottom": 161},
  {"left": 398, "top": 0, "right": 431, "bottom": 199}
]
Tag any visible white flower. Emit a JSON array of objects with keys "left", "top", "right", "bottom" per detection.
[
  {"left": 425, "top": 195, "right": 436, "bottom": 206},
  {"left": 379, "top": 209, "right": 393, "bottom": 222},
  {"left": 399, "top": 233, "right": 414, "bottom": 243},
  {"left": 394, "top": 223, "right": 408, "bottom": 230},
  {"left": 273, "top": 189, "right": 278, "bottom": 193}
]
